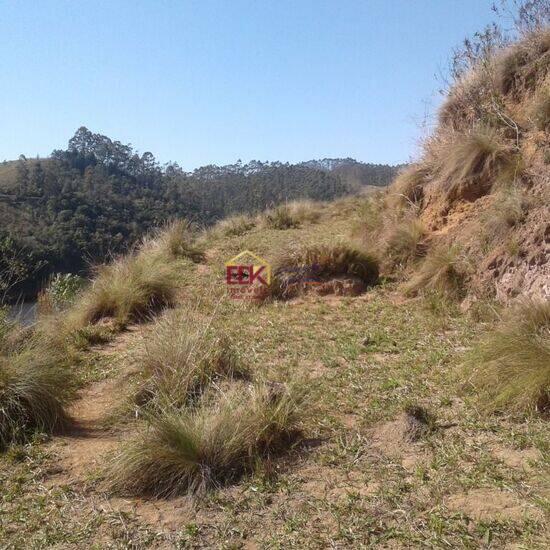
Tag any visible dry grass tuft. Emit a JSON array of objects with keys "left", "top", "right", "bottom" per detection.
[
  {"left": 72, "top": 252, "right": 181, "bottom": 327},
  {"left": 141, "top": 219, "right": 205, "bottom": 263},
  {"left": 107, "top": 382, "right": 305, "bottom": 497},
  {"left": 404, "top": 245, "right": 469, "bottom": 299},
  {"left": 480, "top": 186, "right": 532, "bottom": 248},
  {"left": 530, "top": 84, "right": 550, "bottom": 130},
  {"left": 464, "top": 299, "right": 550, "bottom": 415},
  {"left": 0, "top": 340, "right": 74, "bottom": 449},
  {"left": 382, "top": 217, "right": 426, "bottom": 269},
  {"left": 494, "top": 29, "right": 550, "bottom": 97},
  {"left": 133, "top": 308, "right": 246, "bottom": 411},
  {"left": 213, "top": 214, "right": 256, "bottom": 237},
  {"left": 271, "top": 243, "right": 379, "bottom": 299},
  {"left": 437, "top": 126, "right": 521, "bottom": 202},
  {"left": 261, "top": 204, "right": 302, "bottom": 230},
  {"left": 386, "top": 164, "right": 430, "bottom": 210},
  {"left": 286, "top": 200, "right": 323, "bottom": 223}
]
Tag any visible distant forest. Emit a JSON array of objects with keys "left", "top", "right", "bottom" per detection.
[{"left": 0, "top": 127, "right": 401, "bottom": 297}]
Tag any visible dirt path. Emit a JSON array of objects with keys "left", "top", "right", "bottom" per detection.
[{"left": 45, "top": 326, "right": 144, "bottom": 487}]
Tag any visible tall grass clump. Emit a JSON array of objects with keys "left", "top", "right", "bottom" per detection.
[
  {"left": 108, "top": 382, "right": 304, "bottom": 496},
  {"left": 530, "top": 84, "right": 550, "bottom": 130},
  {"left": 493, "top": 29, "right": 550, "bottom": 97},
  {"left": 350, "top": 193, "right": 386, "bottom": 241},
  {"left": 437, "top": 126, "right": 522, "bottom": 202},
  {"left": 0, "top": 342, "right": 73, "bottom": 449},
  {"left": 464, "top": 300, "right": 550, "bottom": 415},
  {"left": 480, "top": 186, "right": 532, "bottom": 248},
  {"left": 213, "top": 214, "right": 256, "bottom": 237},
  {"left": 286, "top": 200, "right": 322, "bottom": 224},
  {"left": 387, "top": 164, "right": 430, "bottom": 210},
  {"left": 0, "top": 307, "right": 13, "bottom": 354},
  {"left": 271, "top": 243, "right": 379, "bottom": 299},
  {"left": 141, "top": 219, "right": 205, "bottom": 263},
  {"left": 73, "top": 253, "right": 181, "bottom": 327},
  {"left": 382, "top": 217, "right": 426, "bottom": 269},
  {"left": 262, "top": 204, "right": 302, "bottom": 230},
  {"left": 68, "top": 222, "right": 198, "bottom": 329},
  {"left": 134, "top": 309, "right": 246, "bottom": 411},
  {"left": 404, "top": 244, "right": 469, "bottom": 299}
]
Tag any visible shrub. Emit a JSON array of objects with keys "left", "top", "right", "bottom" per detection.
[
  {"left": 464, "top": 299, "right": 550, "bottom": 415},
  {"left": 404, "top": 245, "right": 469, "bottom": 299},
  {"left": 44, "top": 273, "right": 86, "bottom": 310},
  {"left": 262, "top": 205, "right": 301, "bottom": 230},
  {"left": 107, "top": 382, "right": 304, "bottom": 496},
  {"left": 0, "top": 342, "right": 73, "bottom": 449},
  {"left": 133, "top": 309, "right": 246, "bottom": 411},
  {"left": 271, "top": 244, "right": 379, "bottom": 299}
]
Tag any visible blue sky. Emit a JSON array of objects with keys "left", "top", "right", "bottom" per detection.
[{"left": 0, "top": 1, "right": 497, "bottom": 168}]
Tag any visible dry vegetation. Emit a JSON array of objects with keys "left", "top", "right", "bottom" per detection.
[
  {"left": 0, "top": 17, "right": 548, "bottom": 550},
  {"left": 132, "top": 308, "right": 246, "bottom": 411},
  {"left": 354, "top": 26, "right": 549, "bottom": 301},
  {"left": 464, "top": 299, "right": 550, "bottom": 415},
  {"left": 108, "top": 382, "right": 304, "bottom": 497},
  {"left": 66, "top": 220, "right": 203, "bottom": 329},
  {"left": 270, "top": 243, "right": 379, "bottom": 299}
]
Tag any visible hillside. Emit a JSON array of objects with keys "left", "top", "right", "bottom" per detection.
[
  {"left": 0, "top": 196, "right": 548, "bottom": 547},
  {"left": 0, "top": 134, "right": 399, "bottom": 297},
  {"left": 365, "top": 27, "right": 549, "bottom": 303},
  {"left": 0, "top": 13, "right": 548, "bottom": 550}
]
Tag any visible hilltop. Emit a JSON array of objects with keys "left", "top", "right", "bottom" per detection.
[{"left": 0, "top": 195, "right": 548, "bottom": 546}]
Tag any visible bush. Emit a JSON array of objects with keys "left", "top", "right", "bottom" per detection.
[
  {"left": 107, "top": 382, "right": 304, "bottom": 496},
  {"left": 44, "top": 273, "right": 86, "bottom": 310},
  {"left": 271, "top": 244, "right": 379, "bottom": 299},
  {"left": 404, "top": 245, "right": 469, "bottom": 299},
  {"left": 464, "top": 299, "right": 550, "bottom": 415},
  {"left": 0, "top": 341, "right": 73, "bottom": 449},
  {"left": 133, "top": 309, "right": 246, "bottom": 411}
]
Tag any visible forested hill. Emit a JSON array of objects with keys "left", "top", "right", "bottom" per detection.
[{"left": 0, "top": 127, "right": 400, "bottom": 296}]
